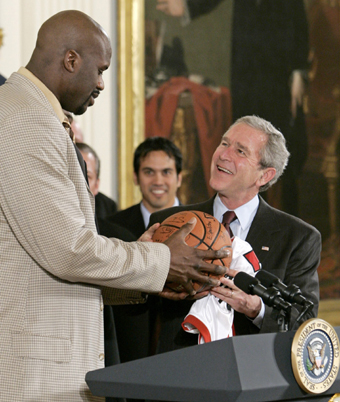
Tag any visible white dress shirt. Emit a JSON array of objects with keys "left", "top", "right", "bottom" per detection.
[
  {"left": 213, "top": 194, "right": 259, "bottom": 240},
  {"left": 213, "top": 194, "right": 265, "bottom": 327},
  {"left": 140, "top": 197, "right": 180, "bottom": 229}
]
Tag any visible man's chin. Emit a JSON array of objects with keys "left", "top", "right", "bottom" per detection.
[
  {"left": 209, "top": 178, "right": 222, "bottom": 192},
  {"left": 73, "top": 105, "right": 88, "bottom": 116},
  {"left": 73, "top": 99, "right": 93, "bottom": 115},
  {"left": 150, "top": 200, "right": 168, "bottom": 211}
]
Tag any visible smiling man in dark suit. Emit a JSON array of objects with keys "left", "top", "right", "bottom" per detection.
[
  {"left": 149, "top": 115, "right": 321, "bottom": 353},
  {"left": 109, "top": 136, "right": 183, "bottom": 238}
]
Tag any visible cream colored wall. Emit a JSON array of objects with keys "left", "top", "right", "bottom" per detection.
[{"left": 0, "top": 0, "right": 118, "bottom": 201}]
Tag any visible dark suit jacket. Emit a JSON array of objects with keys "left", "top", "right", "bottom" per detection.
[
  {"left": 95, "top": 191, "right": 118, "bottom": 220},
  {"left": 149, "top": 195, "right": 321, "bottom": 351},
  {"left": 108, "top": 203, "right": 146, "bottom": 239}
]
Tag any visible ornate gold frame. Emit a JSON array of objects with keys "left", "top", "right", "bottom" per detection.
[
  {"left": 117, "top": 0, "right": 145, "bottom": 209},
  {"left": 0, "top": 28, "right": 4, "bottom": 48}
]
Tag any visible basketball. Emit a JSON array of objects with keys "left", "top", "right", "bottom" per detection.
[{"left": 152, "top": 210, "right": 232, "bottom": 293}]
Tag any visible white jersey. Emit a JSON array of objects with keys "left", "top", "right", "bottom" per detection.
[{"left": 182, "top": 236, "right": 261, "bottom": 344}]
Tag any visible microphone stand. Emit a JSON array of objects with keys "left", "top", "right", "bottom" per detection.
[
  {"left": 272, "top": 300, "right": 313, "bottom": 332},
  {"left": 266, "top": 288, "right": 291, "bottom": 332},
  {"left": 275, "top": 308, "right": 289, "bottom": 332},
  {"left": 295, "top": 300, "right": 314, "bottom": 324}
]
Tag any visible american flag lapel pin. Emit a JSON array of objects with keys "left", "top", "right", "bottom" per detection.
[{"left": 262, "top": 246, "right": 269, "bottom": 251}]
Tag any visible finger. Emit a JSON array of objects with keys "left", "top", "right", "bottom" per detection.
[
  {"left": 185, "top": 270, "right": 222, "bottom": 290},
  {"left": 186, "top": 290, "right": 210, "bottom": 300},
  {"left": 224, "top": 267, "right": 238, "bottom": 278},
  {"left": 159, "top": 287, "right": 188, "bottom": 300},
  {"left": 210, "top": 288, "right": 234, "bottom": 304},
  {"left": 189, "top": 260, "right": 227, "bottom": 283},
  {"left": 210, "top": 287, "right": 229, "bottom": 299},
  {"left": 138, "top": 222, "right": 160, "bottom": 242},
  {"left": 219, "top": 276, "right": 234, "bottom": 288},
  {"left": 195, "top": 246, "right": 232, "bottom": 263},
  {"left": 173, "top": 261, "right": 227, "bottom": 291},
  {"left": 167, "top": 217, "right": 197, "bottom": 242},
  {"left": 163, "top": 218, "right": 197, "bottom": 248},
  {"left": 180, "top": 280, "right": 196, "bottom": 296}
]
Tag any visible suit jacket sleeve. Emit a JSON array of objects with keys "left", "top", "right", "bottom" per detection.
[
  {"left": 261, "top": 228, "right": 321, "bottom": 333},
  {"left": 0, "top": 111, "right": 170, "bottom": 299}
]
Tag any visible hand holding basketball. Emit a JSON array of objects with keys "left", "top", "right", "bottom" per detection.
[{"left": 152, "top": 211, "right": 233, "bottom": 294}]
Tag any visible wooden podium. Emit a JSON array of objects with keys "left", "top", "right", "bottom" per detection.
[{"left": 86, "top": 328, "right": 340, "bottom": 402}]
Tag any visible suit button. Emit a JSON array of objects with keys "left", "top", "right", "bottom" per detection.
[{"left": 99, "top": 353, "right": 105, "bottom": 361}]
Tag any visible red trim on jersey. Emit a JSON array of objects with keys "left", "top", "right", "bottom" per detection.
[
  {"left": 182, "top": 314, "right": 211, "bottom": 343},
  {"left": 244, "top": 250, "right": 261, "bottom": 272},
  {"left": 183, "top": 314, "right": 233, "bottom": 343}
]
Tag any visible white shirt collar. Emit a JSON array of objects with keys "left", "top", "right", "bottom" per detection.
[
  {"left": 140, "top": 197, "right": 180, "bottom": 229},
  {"left": 213, "top": 194, "right": 259, "bottom": 233}
]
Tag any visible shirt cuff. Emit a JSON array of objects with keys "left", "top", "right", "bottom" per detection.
[{"left": 248, "top": 298, "right": 265, "bottom": 328}]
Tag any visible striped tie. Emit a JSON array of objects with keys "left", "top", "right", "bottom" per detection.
[{"left": 222, "top": 210, "right": 237, "bottom": 237}]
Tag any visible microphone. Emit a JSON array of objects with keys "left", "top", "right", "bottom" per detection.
[
  {"left": 234, "top": 272, "right": 291, "bottom": 313},
  {"left": 256, "top": 270, "right": 313, "bottom": 310}
]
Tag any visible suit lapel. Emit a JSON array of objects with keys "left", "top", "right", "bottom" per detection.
[
  {"left": 246, "top": 197, "right": 281, "bottom": 264},
  {"left": 187, "top": 197, "right": 215, "bottom": 215}
]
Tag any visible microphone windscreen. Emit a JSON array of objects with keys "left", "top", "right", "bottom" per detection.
[
  {"left": 234, "top": 271, "right": 259, "bottom": 294},
  {"left": 256, "top": 270, "right": 278, "bottom": 288}
]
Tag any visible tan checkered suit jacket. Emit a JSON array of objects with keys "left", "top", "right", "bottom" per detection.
[{"left": 0, "top": 73, "right": 170, "bottom": 401}]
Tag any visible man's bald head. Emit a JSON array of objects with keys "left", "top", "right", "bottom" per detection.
[{"left": 26, "top": 10, "right": 112, "bottom": 115}]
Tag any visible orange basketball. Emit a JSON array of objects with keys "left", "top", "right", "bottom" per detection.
[{"left": 152, "top": 210, "right": 232, "bottom": 293}]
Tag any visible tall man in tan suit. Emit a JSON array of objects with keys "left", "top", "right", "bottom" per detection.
[{"left": 0, "top": 11, "right": 227, "bottom": 402}]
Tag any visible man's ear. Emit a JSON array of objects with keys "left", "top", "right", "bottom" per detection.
[
  {"left": 258, "top": 167, "right": 276, "bottom": 187},
  {"left": 63, "top": 49, "right": 81, "bottom": 73}
]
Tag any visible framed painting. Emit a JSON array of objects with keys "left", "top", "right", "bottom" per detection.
[
  {"left": 118, "top": 0, "right": 340, "bottom": 323},
  {"left": 118, "top": 0, "right": 233, "bottom": 208}
]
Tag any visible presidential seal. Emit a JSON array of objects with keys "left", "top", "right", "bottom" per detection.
[{"left": 291, "top": 318, "right": 340, "bottom": 394}]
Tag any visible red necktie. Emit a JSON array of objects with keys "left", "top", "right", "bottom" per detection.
[{"left": 222, "top": 210, "right": 237, "bottom": 237}]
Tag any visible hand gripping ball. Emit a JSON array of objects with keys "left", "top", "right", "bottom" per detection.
[{"left": 152, "top": 210, "right": 232, "bottom": 292}]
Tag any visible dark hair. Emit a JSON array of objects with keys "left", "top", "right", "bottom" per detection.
[
  {"left": 133, "top": 137, "right": 182, "bottom": 175},
  {"left": 76, "top": 142, "right": 101, "bottom": 179}
]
